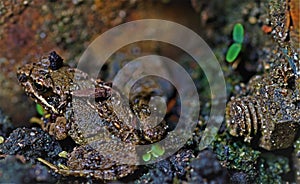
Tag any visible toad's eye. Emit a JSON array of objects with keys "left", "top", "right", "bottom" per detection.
[
  {"left": 17, "top": 73, "right": 28, "bottom": 83},
  {"left": 34, "top": 82, "right": 47, "bottom": 93}
]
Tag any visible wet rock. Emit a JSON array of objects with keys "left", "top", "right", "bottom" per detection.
[
  {"left": 0, "top": 127, "right": 62, "bottom": 163},
  {"left": 230, "top": 172, "right": 249, "bottom": 184},
  {"left": 187, "top": 150, "right": 229, "bottom": 184},
  {"left": 135, "top": 149, "right": 195, "bottom": 184},
  {"left": 0, "top": 155, "right": 55, "bottom": 183},
  {"left": 0, "top": 109, "right": 14, "bottom": 138}
]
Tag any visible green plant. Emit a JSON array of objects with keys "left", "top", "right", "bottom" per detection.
[
  {"left": 233, "top": 23, "right": 244, "bottom": 44},
  {"left": 36, "top": 104, "right": 45, "bottom": 116},
  {"left": 226, "top": 23, "right": 244, "bottom": 63},
  {"left": 142, "top": 152, "right": 152, "bottom": 162},
  {"left": 142, "top": 144, "right": 165, "bottom": 162},
  {"left": 226, "top": 43, "right": 242, "bottom": 63}
]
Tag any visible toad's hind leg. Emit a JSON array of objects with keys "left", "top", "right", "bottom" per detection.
[
  {"left": 37, "top": 158, "right": 107, "bottom": 179},
  {"left": 37, "top": 157, "right": 135, "bottom": 180}
]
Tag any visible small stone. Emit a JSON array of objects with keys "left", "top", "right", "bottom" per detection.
[
  {"left": 39, "top": 32, "right": 46, "bottom": 39},
  {"left": 30, "top": 132, "right": 35, "bottom": 136},
  {"left": 248, "top": 16, "right": 257, "bottom": 24}
]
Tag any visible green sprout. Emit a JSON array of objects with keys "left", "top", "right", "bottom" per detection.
[
  {"left": 36, "top": 104, "right": 45, "bottom": 116},
  {"left": 226, "top": 43, "right": 242, "bottom": 63},
  {"left": 151, "top": 144, "right": 165, "bottom": 157},
  {"left": 142, "top": 152, "right": 152, "bottom": 162},
  {"left": 142, "top": 144, "right": 165, "bottom": 162},
  {"left": 226, "top": 23, "right": 245, "bottom": 63},
  {"left": 233, "top": 23, "right": 244, "bottom": 44}
]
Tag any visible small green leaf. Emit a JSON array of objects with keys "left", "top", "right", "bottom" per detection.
[
  {"left": 58, "top": 151, "right": 68, "bottom": 158},
  {"left": 36, "top": 104, "right": 45, "bottom": 116},
  {"left": 226, "top": 43, "right": 242, "bottom": 63},
  {"left": 233, "top": 23, "right": 244, "bottom": 44},
  {"left": 151, "top": 151, "right": 160, "bottom": 158},
  {"left": 0, "top": 136, "right": 4, "bottom": 144},
  {"left": 151, "top": 144, "right": 165, "bottom": 157},
  {"left": 142, "top": 152, "right": 151, "bottom": 162}
]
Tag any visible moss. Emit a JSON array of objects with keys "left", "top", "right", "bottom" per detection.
[
  {"left": 212, "top": 133, "right": 260, "bottom": 182},
  {"left": 256, "top": 154, "right": 290, "bottom": 183},
  {"left": 211, "top": 133, "right": 291, "bottom": 183}
]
